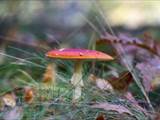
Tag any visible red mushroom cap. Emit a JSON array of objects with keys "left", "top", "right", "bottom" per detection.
[{"left": 46, "top": 48, "right": 113, "bottom": 60}]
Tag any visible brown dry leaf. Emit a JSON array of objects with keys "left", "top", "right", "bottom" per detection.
[
  {"left": 107, "top": 72, "right": 133, "bottom": 93},
  {"left": 88, "top": 74, "right": 113, "bottom": 91},
  {"left": 154, "top": 113, "right": 160, "bottom": 120},
  {"left": 91, "top": 102, "right": 133, "bottom": 115},
  {"left": 151, "top": 75, "right": 160, "bottom": 90},
  {"left": 2, "top": 93, "right": 16, "bottom": 108},
  {"left": 97, "top": 32, "right": 159, "bottom": 56},
  {"left": 24, "top": 87, "right": 34, "bottom": 104},
  {"left": 43, "top": 63, "right": 56, "bottom": 85},
  {"left": 96, "top": 114, "right": 106, "bottom": 120},
  {"left": 89, "top": 72, "right": 133, "bottom": 93}
]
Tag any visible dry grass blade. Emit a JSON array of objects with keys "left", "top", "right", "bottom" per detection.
[{"left": 91, "top": 102, "right": 133, "bottom": 115}]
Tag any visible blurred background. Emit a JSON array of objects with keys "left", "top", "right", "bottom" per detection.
[{"left": 0, "top": 0, "right": 160, "bottom": 61}]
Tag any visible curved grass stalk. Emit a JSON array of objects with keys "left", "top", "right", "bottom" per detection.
[
  {"left": 0, "top": 51, "right": 45, "bottom": 69},
  {"left": 17, "top": 69, "right": 39, "bottom": 85}
]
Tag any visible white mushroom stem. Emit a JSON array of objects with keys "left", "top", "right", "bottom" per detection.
[
  {"left": 73, "top": 86, "right": 82, "bottom": 101},
  {"left": 71, "top": 60, "right": 84, "bottom": 101},
  {"left": 71, "top": 60, "right": 84, "bottom": 87}
]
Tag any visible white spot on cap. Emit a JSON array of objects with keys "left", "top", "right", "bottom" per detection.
[
  {"left": 59, "top": 48, "right": 65, "bottom": 51},
  {"left": 79, "top": 52, "right": 83, "bottom": 56}
]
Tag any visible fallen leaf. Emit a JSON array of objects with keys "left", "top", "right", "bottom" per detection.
[
  {"left": 2, "top": 93, "right": 16, "bottom": 108},
  {"left": 118, "top": 33, "right": 143, "bottom": 45},
  {"left": 136, "top": 57, "right": 160, "bottom": 91},
  {"left": 3, "top": 106, "right": 23, "bottom": 120},
  {"left": 24, "top": 87, "right": 34, "bottom": 104},
  {"left": 151, "top": 75, "right": 160, "bottom": 90},
  {"left": 96, "top": 114, "right": 106, "bottom": 120},
  {"left": 107, "top": 72, "right": 133, "bottom": 93},
  {"left": 91, "top": 102, "right": 132, "bottom": 115},
  {"left": 143, "top": 32, "right": 154, "bottom": 48},
  {"left": 89, "top": 72, "right": 132, "bottom": 93},
  {"left": 97, "top": 32, "right": 159, "bottom": 56},
  {"left": 96, "top": 79, "right": 113, "bottom": 91},
  {"left": 154, "top": 113, "right": 160, "bottom": 120},
  {"left": 88, "top": 74, "right": 113, "bottom": 91},
  {"left": 43, "top": 63, "right": 56, "bottom": 85}
]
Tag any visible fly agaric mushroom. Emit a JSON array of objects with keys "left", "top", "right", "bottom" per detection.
[{"left": 46, "top": 48, "right": 113, "bottom": 101}]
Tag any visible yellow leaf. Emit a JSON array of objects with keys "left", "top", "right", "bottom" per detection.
[
  {"left": 43, "top": 63, "right": 56, "bottom": 85},
  {"left": 24, "top": 87, "right": 34, "bottom": 104},
  {"left": 2, "top": 93, "right": 16, "bottom": 108}
]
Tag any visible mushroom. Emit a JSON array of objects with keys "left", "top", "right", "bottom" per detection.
[{"left": 46, "top": 48, "right": 113, "bottom": 101}]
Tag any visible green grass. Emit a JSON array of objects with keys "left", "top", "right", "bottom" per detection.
[{"left": 0, "top": 46, "right": 151, "bottom": 120}]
